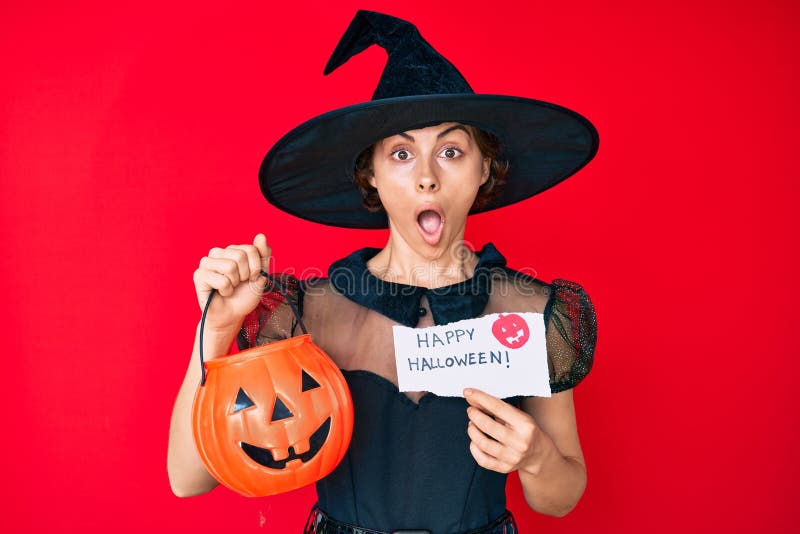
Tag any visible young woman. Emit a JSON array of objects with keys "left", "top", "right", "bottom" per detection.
[{"left": 168, "top": 11, "right": 598, "bottom": 534}]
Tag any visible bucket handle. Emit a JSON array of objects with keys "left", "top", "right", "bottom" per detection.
[{"left": 199, "top": 271, "right": 308, "bottom": 386}]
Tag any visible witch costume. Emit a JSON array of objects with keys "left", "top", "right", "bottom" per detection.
[{"left": 240, "top": 10, "right": 599, "bottom": 534}]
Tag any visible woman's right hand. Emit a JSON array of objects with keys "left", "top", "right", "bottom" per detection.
[{"left": 193, "top": 233, "right": 271, "bottom": 334}]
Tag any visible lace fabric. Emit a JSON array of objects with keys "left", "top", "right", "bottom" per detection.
[
  {"left": 234, "top": 245, "right": 597, "bottom": 532},
  {"left": 237, "top": 265, "right": 597, "bottom": 396},
  {"left": 544, "top": 278, "right": 597, "bottom": 393},
  {"left": 238, "top": 273, "right": 304, "bottom": 347}
]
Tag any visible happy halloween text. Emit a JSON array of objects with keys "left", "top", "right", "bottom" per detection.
[
  {"left": 407, "top": 350, "right": 511, "bottom": 372},
  {"left": 409, "top": 328, "right": 510, "bottom": 371}
]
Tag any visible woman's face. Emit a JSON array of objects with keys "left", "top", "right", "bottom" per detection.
[{"left": 370, "top": 122, "right": 490, "bottom": 250}]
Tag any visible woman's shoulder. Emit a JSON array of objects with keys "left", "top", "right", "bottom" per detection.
[
  {"left": 236, "top": 273, "right": 341, "bottom": 350},
  {"left": 488, "top": 265, "right": 598, "bottom": 392},
  {"left": 488, "top": 265, "right": 594, "bottom": 317},
  {"left": 487, "top": 265, "right": 549, "bottom": 314},
  {"left": 251, "top": 272, "right": 339, "bottom": 299}
]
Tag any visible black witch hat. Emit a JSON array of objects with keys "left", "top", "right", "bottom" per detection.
[{"left": 259, "top": 10, "right": 598, "bottom": 229}]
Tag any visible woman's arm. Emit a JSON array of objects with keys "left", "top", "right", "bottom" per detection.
[
  {"left": 517, "top": 390, "right": 586, "bottom": 517},
  {"left": 166, "top": 321, "right": 242, "bottom": 497},
  {"left": 464, "top": 388, "right": 586, "bottom": 517},
  {"left": 167, "top": 233, "right": 271, "bottom": 497}
]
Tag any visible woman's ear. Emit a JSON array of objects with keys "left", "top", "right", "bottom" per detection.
[
  {"left": 481, "top": 158, "right": 491, "bottom": 186},
  {"left": 368, "top": 141, "right": 379, "bottom": 189}
]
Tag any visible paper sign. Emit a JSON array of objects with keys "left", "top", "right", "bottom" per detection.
[{"left": 392, "top": 313, "right": 551, "bottom": 398}]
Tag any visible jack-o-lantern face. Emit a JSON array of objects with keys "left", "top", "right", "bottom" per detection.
[
  {"left": 491, "top": 313, "right": 530, "bottom": 348},
  {"left": 192, "top": 334, "right": 353, "bottom": 497},
  {"left": 234, "top": 370, "right": 330, "bottom": 469}
]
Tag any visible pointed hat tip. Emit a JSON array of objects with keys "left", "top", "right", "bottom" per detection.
[
  {"left": 323, "top": 10, "right": 407, "bottom": 76},
  {"left": 323, "top": 10, "right": 371, "bottom": 75}
]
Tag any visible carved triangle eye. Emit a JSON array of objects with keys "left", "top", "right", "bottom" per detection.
[
  {"left": 233, "top": 388, "right": 255, "bottom": 413},
  {"left": 271, "top": 395, "right": 294, "bottom": 422},
  {"left": 302, "top": 369, "right": 321, "bottom": 392}
]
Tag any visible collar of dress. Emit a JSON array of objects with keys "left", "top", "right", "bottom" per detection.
[{"left": 328, "top": 242, "right": 508, "bottom": 327}]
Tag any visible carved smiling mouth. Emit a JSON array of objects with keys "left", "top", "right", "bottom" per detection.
[
  {"left": 240, "top": 417, "right": 331, "bottom": 469},
  {"left": 506, "top": 329, "right": 525, "bottom": 344}
]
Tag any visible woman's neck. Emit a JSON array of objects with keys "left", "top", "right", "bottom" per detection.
[{"left": 366, "top": 231, "right": 479, "bottom": 289}]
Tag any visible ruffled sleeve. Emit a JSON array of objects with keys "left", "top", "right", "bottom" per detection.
[
  {"left": 236, "top": 273, "right": 304, "bottom": 350},
  {"left": 544, "top": 278, "right": 597, "bottom": 393}
]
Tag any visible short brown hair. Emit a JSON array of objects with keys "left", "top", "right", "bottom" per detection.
[{"left": 353, "top": 124, "right": 509, "bottom": 213}]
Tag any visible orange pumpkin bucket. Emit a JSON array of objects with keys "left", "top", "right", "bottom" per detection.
[{"left": 192, "top": 274, "right": 353, "bottom": 497}]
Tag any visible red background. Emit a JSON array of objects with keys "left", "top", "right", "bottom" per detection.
[{"left": 2, "top": 0, "right": 797, "bottom": 532}]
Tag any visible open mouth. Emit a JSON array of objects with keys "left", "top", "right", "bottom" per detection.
[
  {"left": 415, "top": 205, "right": 445, "bottom": 245},
  {"left": 240, "top": 417, "right": 331, "bottom": 469}
]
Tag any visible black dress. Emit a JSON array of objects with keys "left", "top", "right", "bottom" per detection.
[{"left": 238, "top": 243, "right": 597, "bottom": 534}]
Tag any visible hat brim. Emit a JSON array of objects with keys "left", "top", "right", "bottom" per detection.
[{"left": 259, "top": 93, "right": 598, "bottom": 229}]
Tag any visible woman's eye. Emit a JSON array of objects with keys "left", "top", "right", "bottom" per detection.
[
  {"left": 392, "top": 149, "right": 410, "bottom": 161},
  {"left": 441, "top": 147, "right": 460, "bottom": 159}
]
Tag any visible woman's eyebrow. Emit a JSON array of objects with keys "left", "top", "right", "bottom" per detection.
[{"left": 396, "top": 125, "right": 469, "bottom": 142}]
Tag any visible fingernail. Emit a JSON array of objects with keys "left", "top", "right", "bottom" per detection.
[{"left": 464, "top": 388, "right": 473, "bottom": 396}]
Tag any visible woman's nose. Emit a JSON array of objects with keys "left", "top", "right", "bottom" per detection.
[
  {"left": 417, "top": 178, "right": 439, "bottom": 192},
  {"left": 416, "top": 159, "right": 440, "bottom": 192}
]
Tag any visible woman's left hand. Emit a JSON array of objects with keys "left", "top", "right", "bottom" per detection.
[{"left": 464, "top": 387, "right": 554, "bottom": 475}]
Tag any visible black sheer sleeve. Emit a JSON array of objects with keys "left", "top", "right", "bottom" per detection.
[
  {"left": 543, "top": 278, "right": 597, "bottom": 393},
  {"left": 236, "top": 273, "right": 304, "bottom": 350}
]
